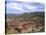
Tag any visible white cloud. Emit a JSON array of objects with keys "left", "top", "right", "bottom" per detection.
[
  {"left": 25, "top": 5, "right": 37, "bottom": 10},
  {"left": 6, "top": 1, "right": 44, "bottom": 14},
  {"left": 11, "top": 0, "right": 44, "bottom": 3},
  {"left": 6, "top": 2, "right": 37, "bottom": 12},
  {"left": 7, "top": 2, "right": 24, "bottom": 10}
]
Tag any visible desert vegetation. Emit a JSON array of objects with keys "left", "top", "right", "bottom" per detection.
[{"left": 5, "top": 12, "right": 45, "bottom": 34}]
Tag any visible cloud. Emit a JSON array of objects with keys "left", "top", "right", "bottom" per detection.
[
  {"left": 24, "top": 5, "right": 37, "bottom": 10},
  {"left": 6, "top": 0, "right": 44, "bottom": 3},
  {"left": 7, "top": 2, "right": 24, "bottom": 10},
  {"left": 6, "top": 1, "right": 44, "bottom": 14},
  {"left": 6, "top": 2, "right": 37, "bottom": 11}
]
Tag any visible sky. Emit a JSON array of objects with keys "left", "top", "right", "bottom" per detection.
[{"left": 5, "top": 0, "right": 45, "bottom": 14}]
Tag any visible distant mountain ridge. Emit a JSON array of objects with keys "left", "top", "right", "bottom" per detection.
[{"left": 6, "top": 12, "right": 44, "bottom": 19}]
